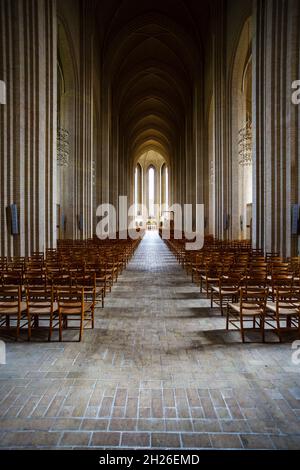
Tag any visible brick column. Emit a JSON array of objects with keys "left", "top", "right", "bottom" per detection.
[
  {"left": 0, "top": 0, "right": 57, "bottom": 257},
  {"left": 252, "top": 0, "right": 300, "bottom": 256}
]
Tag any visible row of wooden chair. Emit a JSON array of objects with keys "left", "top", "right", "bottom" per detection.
[
  {"left": 226, "top": 287, "right": 300, "bottom": 343},
  {"left": 0, "top": 285, "right": 95, "bottom": 342},
  {"left": 0, "top": 238, "right": 141, "bottom": 341},
  {"left": 165, "top": 236, "right": 300, "bottom": 342}
]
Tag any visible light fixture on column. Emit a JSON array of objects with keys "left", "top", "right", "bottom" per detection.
[
  {"left": 238, "top": 114, "right": 252, "bottom": 166},
  {"left": 92, "top": 159, "right": 96, "bottom": 186},
  {"left": 210, "top": 160, "right": 215, "bottom": 183},
  {"left": 57, "top": 127, "right": 70, "bottom": 167}
]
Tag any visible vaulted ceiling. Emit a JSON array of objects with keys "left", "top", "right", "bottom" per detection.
[{"left": 96, "top": 0, "right": 211, "bottom": 165}]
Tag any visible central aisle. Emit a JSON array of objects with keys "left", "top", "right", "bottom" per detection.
[{"left": 100, "top": 230, "right": 214, "bottom": 384}]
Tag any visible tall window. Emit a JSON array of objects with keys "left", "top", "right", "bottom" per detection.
[
  {"left": 161, "top": 163, "right": 168, "bottom": 213},
  {"left": 134, "top": 164, "right": 142, "bottom": 218},
  {"left": 148, "top": 167, "right": 155, "bottom": 218},
  {"left": 165, "top": 167, "right": 169, "bottom": 208},
  {"left": 134, "top": 167, "right": 138, "bottom": 217}
]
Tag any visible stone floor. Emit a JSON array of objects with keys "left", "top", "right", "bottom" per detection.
[{"left": 0, "top": 231, "right": 300, "bottom": 449}]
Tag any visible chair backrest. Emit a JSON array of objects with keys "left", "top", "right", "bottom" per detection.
[
  {"left": 240, "top": 287, "right": 268, "bottom": 311},
  {"left": 1, "top": 270, "right": 23, "bottom": 285},
  {"left": 49, "top": 272, "right": 72, "bottom": 288},
  {"left": 219, "top": 273, "right": 240, "bottom": 287},
  {"left": 56, "top": 288, "right": 84, "bottom": 313},
  {"left": 0, "top": 258, "right": 7, "bottom": 270},
  {"left": 0, "top": 286, "right": 21, "bottom": 308},
  {"left": 26, "top": 286, "right": 53, "bottom": 308},
  {"left": 25, "top": 261, "right": 45, "bottom": 270},
  {"left": 30, "top": 252, "right": 45, "bottom": 262},
  {"left": 271, "top": 273, "right": 293, "bottom": 288},
  {"left": 245, "top": 267, "right": 268, "bottom": 288},
  {"left": 24, "top": 270, "right": 46, "bottom": 287},
  {"left": 72, "top": 272, "right": 96, "bottom": 288},
  {"left": 273, "top": 287, "right": 300, "bottom": 313},
  {"left": 289, "top": 258, "right": 300, "bottom": 276},
  {"left": 266, "top": 252, "right": 280, "bottom": 262}
]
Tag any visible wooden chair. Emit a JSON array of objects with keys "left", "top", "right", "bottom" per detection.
[
  {"left": 200, "top": 263, "right": 221, "bottom": 298},
  {"left": 270, "top": 273, "right": 293, "bottom": 300},
  {"left": 266, "top": 252, "right": 280, "bottom": 263},
  {"left": 244, "top": 268, "right": 268, "bottom": 289},
  {"left": 48, "top": 271, "right": 72, "bottom": 289},
  {"left": 8, "top": 257, "right": 26, "bottom": 269},
  {"left": 72, "top": 272, "right": 104, "bottom": 308},
  {"left": 25, "top": 261, "right": 45, "bottom": 272},
  {"left": 191, "top": 253, "right": 204, "bottom": 284},
  {"left": 56, "top": 287, "right": 95, "bottom": 342},
  {"left": 211, "top": 274, "right": 240, "bottom": 316},
  {"left": 226, "top": 287, "right": 268, "bottom": 342},
  {"left": 266, "top": 287, "right": 300, "bottom": 342},
  {"left": 26, "top": 286, "right": 58, "bottom": 341},
  {"left": 24, "top": 270, "right": 47, "bottom": 287},
  {"left": 270, "top": 262, "right": 290, "bottom": 275},
  {"left": 94, "top": 262, "right": 113, "bottom": 296},
  {"left": 46, "top": 248, "right": 57, "bottom": 258},
  {"left": 30, "top": 252, "right": 45, "bottom": 263},
  {"left": 0, "top": 286, "right": 26, "bottom": 340},
  {"left": 0, "top": 257, "right": 7, "bottom": 271},
  {"left": 289, "top": 257, "right": 300, "bottom": 278},
  {"left": 1, "top": 269, "right": 23, "bottom": 286}
]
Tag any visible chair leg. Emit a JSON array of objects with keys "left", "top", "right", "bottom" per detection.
[
  {"left": 91, "top": 308, "right": 94, "bottom": 329},
  {"left": 220, "top": 297, "right": 224, "bottom": 316},
  {"left": 59, "top": 313, "right": 63, "bottom": 342},
  {"left": 276, "top": 316, "right": 282, "bottom": 343},
  {"left": 226, "top": 306, "right": 229, "bottom": 330},
  {"left": 261, "top": 316, "right": 265, "bottom": 343},
  {"left": 240, "top": 317, "right": 245, "bottom": 343},
  {"left": 48, "top": 315, "right": 52, "bottom": 342},
  {"left": 27, "top": 314, "right": 32, "bottom": 341},
  {"left": 16, "top": 315, "right": 20, "bottom": 341},
  {"left": 79, "top": 315, "right": 84, "bottom": 342}
]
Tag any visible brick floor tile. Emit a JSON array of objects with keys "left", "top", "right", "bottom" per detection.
[{"left": 151, "top": 433, "right": 181, "bottom": 448}]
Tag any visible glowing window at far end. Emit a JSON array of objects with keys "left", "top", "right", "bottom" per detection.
[{"left": 149, "top": 167, "right": 155, "bottom": 217}]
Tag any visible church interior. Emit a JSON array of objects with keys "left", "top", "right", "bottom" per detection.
[{"left": 0, "top": 0, "right": 300, "bottom": 451}]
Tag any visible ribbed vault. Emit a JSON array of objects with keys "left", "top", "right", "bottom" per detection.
[{"left": 96, "top": 0, "right": 210, "bottom": 208}]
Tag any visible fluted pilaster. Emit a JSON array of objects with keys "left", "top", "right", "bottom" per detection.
[
  {"left": 0, "top": 0, "right": 57, "bottom": 256},
  {"left": 252, "top": 0, "right": 300, "bottom": 256}
]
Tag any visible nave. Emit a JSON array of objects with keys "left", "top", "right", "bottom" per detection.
[{"left": 0, "top": 232, "right": 300, "bottom": 449}]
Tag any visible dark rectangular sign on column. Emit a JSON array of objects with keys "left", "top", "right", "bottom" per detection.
[
  {"left": 6, "top": 204, "right": 19, "bottom": 235},
  {"left": 291, "top": 204, "right": 300, "bottom": 235},
  {"left": 11, "top": 204, "right": 19, "bottom": 235}
]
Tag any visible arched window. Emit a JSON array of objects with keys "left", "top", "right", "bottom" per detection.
[
  {"left": 134, "top": 167, "right": 138, "bottom": 216},
  {"left": 134, "top": 163, "right": 142, "bottom": 217},
  {"left": 161, "top": 163, "right": 169, "bottom": 210},
  {"left": 148, "top": 166, "right": 155, "bottom": 218},
  {"left": 165, "top": 166, "right": 169, "bottom": 208}
]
